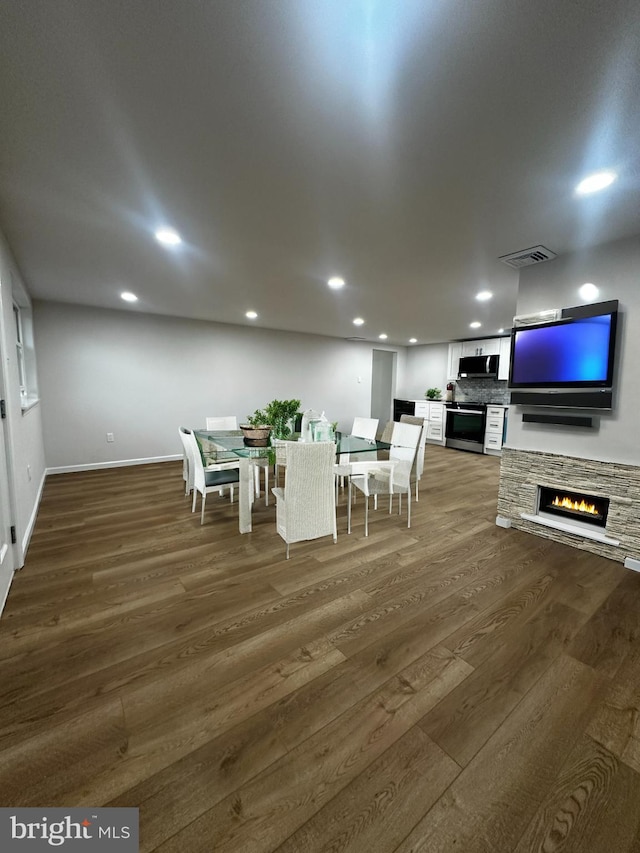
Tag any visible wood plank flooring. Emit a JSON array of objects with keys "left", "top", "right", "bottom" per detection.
[{"left": 1, "top": 445, "right": 640, "bottom": 851}]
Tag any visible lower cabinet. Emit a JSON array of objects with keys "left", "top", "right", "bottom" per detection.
[
  {"left": 484, "top": 406, "right": 508, "bottom": 455},
  {"left": 426, "top": 403, "right": 444, "bottom": 444},
  {"left": 392, "top": 399, "right": 446, "bottom": 445}
]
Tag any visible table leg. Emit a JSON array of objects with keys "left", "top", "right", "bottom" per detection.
[{"left": 239, "top": 457, "right": 253, "bottom": 533}]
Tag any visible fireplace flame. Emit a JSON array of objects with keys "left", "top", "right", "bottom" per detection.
[{"left": 552, "top": 495, "right": 599, "bottom": 516}]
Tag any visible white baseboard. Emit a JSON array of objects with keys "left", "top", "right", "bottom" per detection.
[
  {"left": 0, "top": 568, "right": 14, "bottom": 618},
  {"left": 18, "top": 469, "right": 47, "bottom": 567},
  {"left": 46, "top": 454, "right": 181, "bottom": 476},
  {"left": 624, "top": 557, "right": 640, "bottom": 573}
]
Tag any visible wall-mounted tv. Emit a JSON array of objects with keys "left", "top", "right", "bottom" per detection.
[{"left": 508, "top": 302, "right": 618, "bottom": 391}]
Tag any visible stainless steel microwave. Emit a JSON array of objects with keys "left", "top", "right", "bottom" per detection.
[{"left": 458, "top": 354, "right": 499, "bottom": 379}]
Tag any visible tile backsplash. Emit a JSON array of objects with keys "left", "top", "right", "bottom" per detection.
[{"left": 454, "top": 378, "right": 510, "bottom": 405}]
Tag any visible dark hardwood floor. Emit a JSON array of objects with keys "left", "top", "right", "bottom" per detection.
[{"left": 1, "top": 445, "right": 639, "bottom": 852}]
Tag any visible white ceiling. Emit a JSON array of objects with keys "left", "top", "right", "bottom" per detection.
[{"left": 1, "top": 0, "right": 639, "bottom": 345}]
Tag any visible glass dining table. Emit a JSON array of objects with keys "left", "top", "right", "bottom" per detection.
[{"left": 194, "top": 430, "right": 391, "bottom": 533}]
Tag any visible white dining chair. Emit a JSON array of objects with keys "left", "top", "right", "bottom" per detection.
[
  {"left": 184, "top": 429, "right": 240, "bottom": 524},
  {"left": 348, "top": 421, "right": 422, "bottom": 536},
  {"left": 178, "top": 426, "right": 194, "bottom": 496},
  {"left": 271, "top": 441, "right": 337, "bottom": 559},
  {"left": 400, "top": 414, "right": 428, "bottom": 500},
  {"left": 205, "top": 415, "right": 238, "bottom": 430},
  {"left": 335, "top": 416, "right": 379, "bottom": 492}
]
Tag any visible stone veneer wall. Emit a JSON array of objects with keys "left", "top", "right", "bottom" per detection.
[{"left": 498, "top": 447, "right": 640, "bottom": 563}]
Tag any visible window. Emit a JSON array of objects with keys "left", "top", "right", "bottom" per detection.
[
  {"left": 12, "top": 301, "right": 39, "bottom": 410},
  {"left": 13, "top": 304, "right": 26, "bottom": 399}
]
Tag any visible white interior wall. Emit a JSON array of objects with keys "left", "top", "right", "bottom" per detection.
[
  {"left": 401, "top": 343, "right": 449, "bottom": 400},
  {"left": 33, "top": 300, "right": 408, "bottom": 470},
  {"left": 0, "top": 231, "right": 46, "bottom": 574},
  {"left": 507, "top": 233, "right": 640, "bottom": 465}
]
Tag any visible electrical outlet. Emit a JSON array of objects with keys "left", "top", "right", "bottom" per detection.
[{"left": 106, "top": 432, "right": 114, "bottom": 442}]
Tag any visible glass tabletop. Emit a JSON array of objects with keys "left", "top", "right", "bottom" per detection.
[{"left": 193, "top": 430, "right": 390, "bottom": 464}]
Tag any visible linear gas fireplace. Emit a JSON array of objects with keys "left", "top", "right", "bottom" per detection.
[
  {"left": 538, "top": 486, "right": 609, "bottom": 528},
  {"left": 497, "top": 448, "right": 640, "bottom": 565}
]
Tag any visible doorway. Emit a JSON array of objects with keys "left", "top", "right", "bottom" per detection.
[{"left": 371, "top": 349, "right": 396, "bottom": 434}]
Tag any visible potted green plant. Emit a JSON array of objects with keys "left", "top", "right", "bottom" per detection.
[
  {"left": 240, "top": 398, "right": 301, "bottom": 445},
  {"left": 240, "top": 408, "right": 273, "bottom": 446},
  {"left": 425, "top": 388, "right": 442, "bottom": 400},
  {"left": 264, "top": 398, "right": 301, "bottom": 439}
]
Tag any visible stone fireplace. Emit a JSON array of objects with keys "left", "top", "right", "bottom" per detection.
[
  {"left": 537, "top": 485, "right": 609, "bottom": 528},
  {"left": 497, "top": 447, "right": 640, "bottom": 565}
]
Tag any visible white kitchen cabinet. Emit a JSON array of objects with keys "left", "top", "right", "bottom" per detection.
[
  {"left": 449, "top": 337, "right": 511, "bottom": 381},
  {"left": 461, "top": 338, "right": 500, "bottom": 357},
  {"left": 428, "top": 402, "right": 444, "bottom": 422},
  {"left": 484, "top": 405, "right": 508, "bottom": 455},
  {"left": 427, "top": 421, "right": 444, "bottom": 442},
  {"left": 498, "top": 336, "right": 511, "bottom": 380},
  {"left": 425, "top": 402, "right": 445, "bottom": 445},
  {"left": 447, "top": 342, "right": 462, "bottom": 380},
  {"left": 394, "top": 400, "right": 445, "bottom": 445}
]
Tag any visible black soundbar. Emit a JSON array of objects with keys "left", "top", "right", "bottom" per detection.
[
  {"left": 522, "top": 413, "right": 594, "bottom": 428},
  {"left": 510, "top": 389, "right": 612, "bottom": 409}
]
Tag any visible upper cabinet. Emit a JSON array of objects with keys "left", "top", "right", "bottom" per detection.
[
  {"left": 461, "top": 338, "right": 501, "bottom": 357},
  {"left": 447, "top": 342, "right": 462, "bottom": 380},
  {"left": 448, "top": 336, "right": 511, "bottom": 380},
  {"left": 498, "top": 336, "right": 511, "bottom": 380}
]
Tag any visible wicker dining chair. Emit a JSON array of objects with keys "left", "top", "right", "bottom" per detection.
[{"left": 271, "top": 441, "right": 337, "bottom": 558}]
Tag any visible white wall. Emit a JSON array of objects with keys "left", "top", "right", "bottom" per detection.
[
  {"left": 507, "top": 233, "right": 640, "bottom": 465},
  {"left": 0, "top": 230, "right": 46, "bottom": 578},
  {"left": 401, "top": 343, "right": 449, "bottom": 400},
  {"left": 33, "top": 300, "right": 408, "bottom": 470}
]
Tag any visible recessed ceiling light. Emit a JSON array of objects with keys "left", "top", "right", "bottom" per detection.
[
  {"left": 120, "top": 291, "right": 138, "bottom": 302},
  {"left": 154, "top": 227, "right": 182, "bottom": 246},
  {"left": 476, "top": 291, "right": 492, "bottom": 301},
  {"left": 409, "top": 338, "right": 417, "bottom": 343},
  {"left": 327, "top": 277, "right": 345, "bottom": 289},
  {"left": 579, "top": 282, "right": 599, "bottom": 301},
  {"left": 470, "top": 321, "right": 482, "bottom": 329},
  {"left": 379, "top": 333, "right": 388, "bottom": 340},
  {"left": 353, "top": 317, "right": 365, "bottom": 326},
  {"left": 575, "top": 171, "right": 617, "bottom": 195},
  {"left": 245, "top": 310, "right": 258, "bottom": 319},
  {"left": 498, "top": 328, "right": 505, "bottom": 334}
]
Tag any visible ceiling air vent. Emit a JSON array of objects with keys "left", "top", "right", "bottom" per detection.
[
  {"left": 346, "top": 336, "right": 368, "bottom": 341},
  {"left": 499, "top": 245, "right": 557, "bottom": 269}
]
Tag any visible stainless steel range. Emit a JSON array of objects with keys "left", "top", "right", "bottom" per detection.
[{"left": 445, "top": 402, "right": 487, "bottom": 453}]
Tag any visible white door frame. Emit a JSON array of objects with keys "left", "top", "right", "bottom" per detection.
[{"left": 0, "top": 284, "right": 16, "bottom": 612}]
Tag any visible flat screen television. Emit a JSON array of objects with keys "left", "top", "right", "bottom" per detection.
[{"left": 508, "top": 305, "right": 618, "bottom": 390}]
